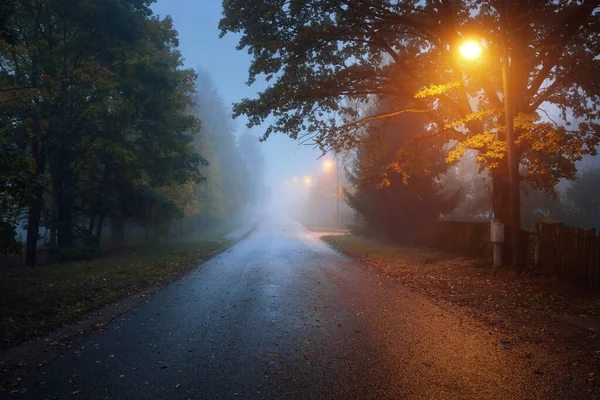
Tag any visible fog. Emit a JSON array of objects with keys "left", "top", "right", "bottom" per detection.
[
  {"left": 148, "top": 0, "right": 599, "bottom": 232},
  {"left": 149, "top": 1, "right": 348, "bottom": 229},
  {"left": 4, "top": 3, "right": 600, "bottom": 398},
  {"left": 2, "top": 0, "right": 599, "bottom": 268}
]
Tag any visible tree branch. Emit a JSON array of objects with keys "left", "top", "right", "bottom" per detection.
[{"left": 525, "top": 0, "right": 600, "bottom": 100}]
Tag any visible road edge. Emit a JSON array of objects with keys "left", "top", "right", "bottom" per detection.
[{"left": 0, "top": 222, "right": 258, "bottom": 392}]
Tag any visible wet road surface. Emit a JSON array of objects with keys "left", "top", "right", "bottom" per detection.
[{"left": 3, "top": 219, "right": 577, "bottom": 399}]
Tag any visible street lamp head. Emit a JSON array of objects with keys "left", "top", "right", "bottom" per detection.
[
  {"left": 458, "top": 38, "right": 483, "bottom": 61},
  {"left": 323, "top": 160, "right": 334, "bottom": 170}
]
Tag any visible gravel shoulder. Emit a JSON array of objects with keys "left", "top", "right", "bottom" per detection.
[{"left": 322, "top": 233, "right": 600, "bottom": 396}]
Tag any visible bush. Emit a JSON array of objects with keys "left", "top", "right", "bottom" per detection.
[
  {"left": 0, "top": 220, "right": 21, "bottom": 254},
  {"left": 47, "top": 226, "right": 101, "bottom": 261}
]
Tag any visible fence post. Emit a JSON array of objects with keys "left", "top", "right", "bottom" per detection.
[
  {"left": 534, "top": 223, "right": 541, "bottom": 271},
  {"left": 490, "top": 219, "right": 504, "bottom": 267}
]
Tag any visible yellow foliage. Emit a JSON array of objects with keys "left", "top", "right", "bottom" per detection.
[
  {"left": 414, "top": 81, "right": 461, "bottom": 99},
  {"left": 444, "top": 109, "right": 493, "bottom": 129},
  {"left": 447, "top": 130, "right": 506, "bottom": 169}
]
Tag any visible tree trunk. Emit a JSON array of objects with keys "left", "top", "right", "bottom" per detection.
[
  {"left": 88, "top": 216, "right": 95, "bottom": 235},
  {"left": 492, "top": 158, "right": 525, "bottom": 268},
  {"left": 25, "top": 137, "right": 45, "bottom": 267},
  {"left": 492, "top": 159, "right": 510, "bottom": 265},
  {"left": 96, "top": 214, "right": 105, "bottom": 239},
  {"left": 491, "top": 161, "right": 510, "bottom": 223},
  {"left": 48, "top": 178, "right": 59, "bottom": 249},
  {"left": 111, "top": 217, "right": 126, "bottom": 248},
  {"left": 26, "top": 192, "right": 43, "bottom": 267},
  {"left": 55, "top": 153, "right": 75, "bottom": 251}
]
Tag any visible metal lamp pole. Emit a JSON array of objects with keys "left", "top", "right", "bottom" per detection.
[
  {"left": 502, "top": 25, "right": 521, "bottom": 270},
  {"left": 335, "top": 154, "right": 340, "bottom": 229}
]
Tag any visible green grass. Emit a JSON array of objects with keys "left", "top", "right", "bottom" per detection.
[{"left": 0, "top": 232, "right": 233, "bottom": 345}]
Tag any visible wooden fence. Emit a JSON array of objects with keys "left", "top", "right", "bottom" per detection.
[
  {"left": 535, "top": 222, "right": 600, "bottom": 290},
  {"left": 414, "top": 220, "right": 600, "bottom": 291},
  {"left": 412, "top": 220, "right": 492, "bottom": 258}
]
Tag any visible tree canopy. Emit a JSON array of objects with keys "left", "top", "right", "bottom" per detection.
[
  {"left": 0, "top": 1, "right": 206, "bottom": 264},
  {"left": 346, "top": 96, "right": 459, "bottom": 240},
  {"left": 220, "top": 0, "right": 600, "bottom": 231}
]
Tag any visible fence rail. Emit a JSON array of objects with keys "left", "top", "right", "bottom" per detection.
[
  {"left": 414, "top": 220, "right": 600, "bottom": 291},
  {"left": 536, "top": 223, "right": 600, "bottom": 290}
]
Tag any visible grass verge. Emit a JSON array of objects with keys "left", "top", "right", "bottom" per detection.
[
  {"left": 0, "top": 232, "right": 233, "bottom": 346},
  {"left": 323, "top": 234, "right": 600, "bottom": 363}
]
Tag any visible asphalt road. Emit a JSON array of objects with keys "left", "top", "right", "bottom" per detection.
[{"left": 2, "top": 218, "right": 580, "bottom": 399}]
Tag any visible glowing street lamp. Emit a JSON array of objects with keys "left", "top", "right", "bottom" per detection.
[
  {"left": 458, "top": 39, "right": 483, "bottom": 61},
  {"left": 303, "top": 176, "right": 312, "bottom": 184},
  {"left": 323, "top": 160, "right": 334, "bottom": 171},
  {"left": 457, "top": 36, "right": 520, "bottom": 269}
]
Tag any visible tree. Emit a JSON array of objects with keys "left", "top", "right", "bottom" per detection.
[
  {"left": 220, "top": 0, "right": 600, "bottom": 266},
  {"left": 1, "top": 1, "right": 203, "bottom": 264},
  {"left": 238, "top": 131, "right": 266, "bottom": 207},
  {"left": 346, "top": 97, "right": 459, "bottom": 241},
  {"left": 563, "top": 168, "right": 600, "bottom": 228},
  {"left": 190, "top": 70, "right": 244, "bottom": 224},
  {"left": 442, "top": 156, "right": 564, "bottom": 228},
  {"left": 441, "top": 154, "right": 494, "bottom": 221}
]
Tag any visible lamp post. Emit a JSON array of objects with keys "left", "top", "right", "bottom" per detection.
[
  {"left": 335, "top": 154, "right": 340, "bottom": 228},
  {"left": 458, "top": 37, "right": 520, "bottom": 269}
]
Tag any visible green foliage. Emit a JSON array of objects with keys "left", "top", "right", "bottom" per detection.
[
  {"left": 1, "top": 0, "right": 206, "bottom": 264},
  {"left": 47, "top": 226, "right": 101, "bottom": 262},
  {"left": 0, "top": 220, "right": 20, "bottom": 254}
]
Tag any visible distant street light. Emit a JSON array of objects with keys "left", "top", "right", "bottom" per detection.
[
  {"left": 304, "top": 176, "right": 312, "bottom": 184},
  {"left": 457, "top": 35, "right": 520, "bottom": 269}
]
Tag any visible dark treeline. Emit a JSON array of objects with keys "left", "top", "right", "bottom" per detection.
[
  {"left": 345, "top": 96, "right": 460, "bottom": 240},
  {"left": 0, "top": 1, "right": 263, "bottom": 266}
]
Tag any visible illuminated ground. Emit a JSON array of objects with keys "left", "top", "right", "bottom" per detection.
[{"left": 3, "top": 218, "right": 589, "bottom": 399}]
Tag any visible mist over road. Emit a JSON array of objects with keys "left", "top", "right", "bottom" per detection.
[{"left": 6, "top": 218, "right": 575, "bottom": 399}]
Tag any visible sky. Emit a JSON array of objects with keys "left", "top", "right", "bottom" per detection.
[{"left": 151, "top": 0, "right": 324, "bottom": 191}]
